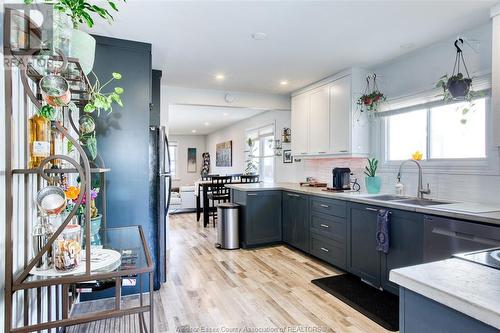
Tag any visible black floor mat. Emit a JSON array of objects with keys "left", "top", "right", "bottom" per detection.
[{"left": 311, "top": 274, "right": 399, "bottom": 331}]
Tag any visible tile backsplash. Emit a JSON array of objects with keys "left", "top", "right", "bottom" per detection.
[
  {"left": 303, "top": 157, "right": 367, "bottom": 190},
  {"left": 297, "top": 157, "right": 500, "bottom": 206}
]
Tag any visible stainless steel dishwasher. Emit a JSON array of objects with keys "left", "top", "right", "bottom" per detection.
[{"left": 423, "top": 215, "right": 500, "bottom": 262}]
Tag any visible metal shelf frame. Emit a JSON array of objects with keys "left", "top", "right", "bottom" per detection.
[{"left": 3, "top": 7, "right": 155, "bottom": 333}]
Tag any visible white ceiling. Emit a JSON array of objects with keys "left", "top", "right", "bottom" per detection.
[
  {"left": 88, "top": 1, "right": 496, "bottom": 95},
  {"left": 168, "top": 105, "right": 266, "bottom": 135}
]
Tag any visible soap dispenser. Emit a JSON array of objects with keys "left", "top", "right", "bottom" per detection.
[{"left": 395, "top": 177, "right": 405, "bottom": 196}]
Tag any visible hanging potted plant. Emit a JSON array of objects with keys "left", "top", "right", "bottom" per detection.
[
  {"left": 357, "top": 74, "right": 386, "bottom": 113},
  {"left": 436, "top": 38, "right": 482, "bottom": 123},
  {"left": 25, "top": 0, "right": 126, "bottom": 74}
]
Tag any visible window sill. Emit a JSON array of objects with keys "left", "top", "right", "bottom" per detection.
[{"left": 379, "top": 157, "right": 500, "bottom": 176}]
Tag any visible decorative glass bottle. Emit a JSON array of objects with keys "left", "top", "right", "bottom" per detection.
[
  {"left": 32, "top": 216, "right": 54, "bottom": 270},
  {"left": 50, "top": 109, "right": 64, "bottom": 168},
  {"left": 28, "top": 112, "right": 51, "bottom": 168}
]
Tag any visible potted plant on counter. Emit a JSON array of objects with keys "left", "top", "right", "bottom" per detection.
[
  {"left": 24, "top": 0, "right": 126, "bottom": 74},
  {"left": 364, "top": 158, "right": 381, "bottom": 194}
]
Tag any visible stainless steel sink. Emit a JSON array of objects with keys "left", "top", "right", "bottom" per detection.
[
  {"left": 368, "top": 194, "right": 409, "bottom": 201},
  {"left": 396, "top": 198, "right": 451, "bottom": 206},
  {"left": 366, "top": 195, "right": 450, "bottom": 206}
]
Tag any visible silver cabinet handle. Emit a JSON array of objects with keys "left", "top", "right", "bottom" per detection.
[
  {"left": 318, "top": 151, "right": 327, "bottom": 154},
  {"left": 339, "top": 150, "right": 348, "bottom": 153},
  {"left": 320, "top": 224, "right": 329, "bottom": 228},
  {"left": 248, "top": 193, "right": 258, "bottom": 196},
  {"left": 320, "top": 247, "right": 329, "bottom": 252},
  {"left": 365, "top": 207, "right": 379, "bottom": 212},
  {"left": 287, "top": 193, "right": 300, "bottom": 197},
  {"left": 320, "top": 204, "right": 329, "bottom": 208},
  {"left": 300, "top": 152, "right": 308, "bottom": 155}
]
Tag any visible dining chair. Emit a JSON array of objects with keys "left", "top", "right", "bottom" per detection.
[
  {"left": 201, "top": 173, "right": 219, "bottom": 181},
  {"left": 229, "top": 173, "right": 243, "bottom": 182},
  {"left": 207, "top": 176, "right": 232, "bottom": 226},
  {"left": 241, "top": 175, "right": 260, "bottom": 183}
]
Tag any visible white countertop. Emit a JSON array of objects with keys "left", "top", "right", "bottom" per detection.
[
  {"left": 226, "top": 182, "right": 500, "bottom": 226},
  {"left": 389, "top": 258, "right": 500, "bottom": 329}
]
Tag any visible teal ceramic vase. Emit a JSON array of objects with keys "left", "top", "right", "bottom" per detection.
[
  {"left": 365, "top": 176, "right": 381, "bottom": 194},
  {"left": 81, "top": 214, "right": 102, "bottom": 247}
]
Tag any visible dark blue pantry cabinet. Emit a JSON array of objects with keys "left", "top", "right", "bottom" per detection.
[{"left": 231, "top": 188, "right": 499, "bottom": 295}]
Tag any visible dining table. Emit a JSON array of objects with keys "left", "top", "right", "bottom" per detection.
[{"left": 194, "top": 180, "right": 245, "bottom": 227}]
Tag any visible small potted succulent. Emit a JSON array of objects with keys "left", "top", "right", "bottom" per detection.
[{"left": 364, "top": 158, "right": 381, "bottom": 194}]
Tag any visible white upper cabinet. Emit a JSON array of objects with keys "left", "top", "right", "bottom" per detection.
[
  {"left": 329, "top": 75, "right": 350, "bottom": 154},
  {"left": 291, "top": 93, "right": 310, "bottom": 156},
  {"left": 290, "top": 68, "right": 369, "bottom": 157},
  {"left": 309, "top": 86, "right": 330, "bottom": 154}
]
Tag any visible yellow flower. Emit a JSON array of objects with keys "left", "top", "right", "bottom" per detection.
[
  {"left": 65, "top": 186, "right": 80, "bottom": 200},
  {"left": 412, "top": 151, "right": 423, "bottom": 161}
]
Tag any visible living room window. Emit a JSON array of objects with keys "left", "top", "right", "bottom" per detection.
[{"left": 169, "top": 141, "right": 179, "bottom": 178}]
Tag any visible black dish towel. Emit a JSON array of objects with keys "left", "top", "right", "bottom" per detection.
[{"left": 376, "top": 209, "right": 390, "bottom": 254}]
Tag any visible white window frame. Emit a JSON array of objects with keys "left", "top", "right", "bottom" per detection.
[
  {"left": 376, "top": 93, "right": 500, "bottom": 175},
  {"left": 245, "top": 122, "right": 276, "bottom": 182},
  {"left": 169, "top": 141, "right": 179, "bottom": 180}
]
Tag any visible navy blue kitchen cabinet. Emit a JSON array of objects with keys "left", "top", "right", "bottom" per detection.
[
  {"left": 232, "top": 190, "right": 282, "bottom": 248},
  {"left": 381, "top": 210, "right": 424, "bottom": 294},
  {"left": 348, "top": 202, "right": 424, "bottom": 293},
  {"left": 348, "top": 202, "right": 382, "bottom": 287},
  {"left": 310, "top": 197, "right": 348, "bottom": 270},
  {"left": 283, "top": 192, "right": 310, "bottom": 252}
]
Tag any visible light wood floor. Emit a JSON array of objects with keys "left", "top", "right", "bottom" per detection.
[{"left": 71, "top": 213, "right": 391, "bottom": 333}]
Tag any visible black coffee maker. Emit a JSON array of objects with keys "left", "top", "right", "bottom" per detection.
[{"left": 332, "top": 168, "right": 351, "bottom": 191}]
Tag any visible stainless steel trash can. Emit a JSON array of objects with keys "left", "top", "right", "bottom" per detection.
[{"left": 216, "top": 203, "right": 240, "bottom": 249}]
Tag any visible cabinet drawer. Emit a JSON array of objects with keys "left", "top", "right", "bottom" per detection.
[
  {"left": 311, "top": 197, "right": 346, "bottom": 218},
  {"left": 310, "top": 232, "right": 346, "bottom": 270},
  {"left": 310, "top": 212, "right": 346, "bottom": 243}
]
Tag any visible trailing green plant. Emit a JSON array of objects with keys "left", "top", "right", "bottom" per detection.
[
  {"left": 357, "top": 91, "right": 386, "bottom": 112},
  {"left": 80, "top": 131, "right": 97, "bottom": 160},
  {"left": 84, "top": 72, "right": 124, "bottom": 116},
  {"left": 24, "top": 0, "right": 126, "bottom": 29},
  {"left": 357, "top": 74, "right": 386, "bottom": 113},
  {"left": 364, "top": 158, "right": 378, "bottom": 178}
]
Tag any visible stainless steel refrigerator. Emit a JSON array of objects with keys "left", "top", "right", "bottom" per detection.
[{"left": 149, "top": 125, "right": 172, "bottom": 290}]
